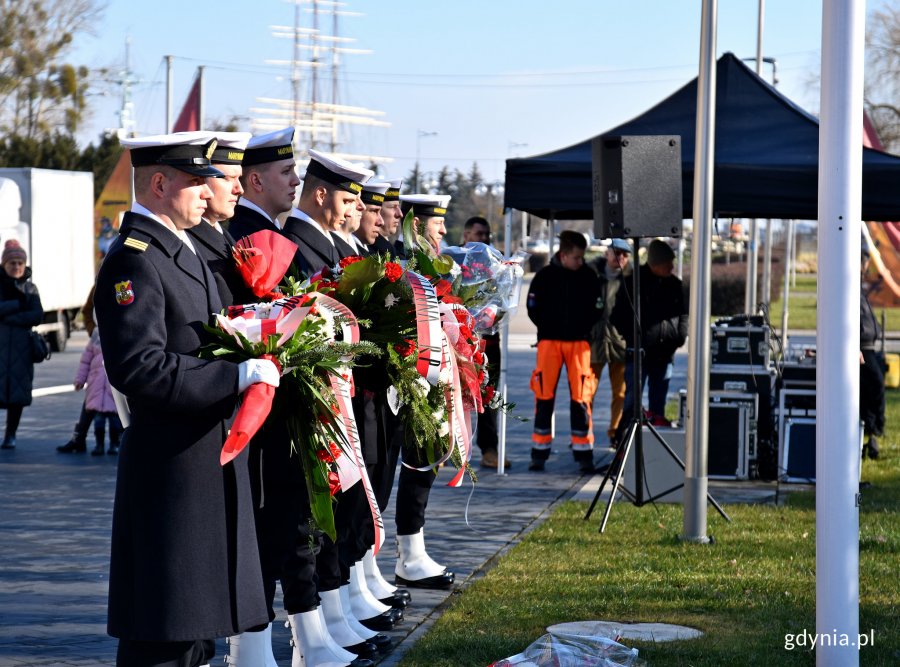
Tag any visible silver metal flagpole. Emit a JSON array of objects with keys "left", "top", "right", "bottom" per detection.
[
  {"left": 165, "top": 55, "right": 174, "bottom": 134},
  {"left": 780, "top": 219, "right": 793, "bottom": 339},
  {"left": 817, "top": 0, "right": 864, "bottom": 663},
  {"left": 682, "top": 0, "right": 717, "bottom": 543},
  {"left": 197, "top": 66, "right": 205, "bottom": 131},
  {"left": 495, "top": 209, "right": 514, "bottom": 476},
  {"left": 744, "top": 0, "right": 765, "bottom": 315}
]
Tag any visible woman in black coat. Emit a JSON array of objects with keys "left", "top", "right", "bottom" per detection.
[{"left": 0, "top": 239, "right": 44, "bottom": 449}]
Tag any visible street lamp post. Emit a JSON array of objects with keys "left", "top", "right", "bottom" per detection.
[{"left": 415, "top": 129, "right": 438, "bottom": 192}]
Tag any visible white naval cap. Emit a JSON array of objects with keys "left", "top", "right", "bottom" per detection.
[
  {"left": 306, "top": 148, "right": 374, "bottom": 194},
  {"left": 243, "top": 128, "right": 295, "bottom": 166},
  {"left": 122, "top": 131, "right": 223, "bottom": 178},
  {"left": 208, "top": 131, "right": 252, "bottom": 165},
  {"left": 382, "top": 178, "right": 403, "bottom": 202},
  {"left": 361, "top": 181, "right": 390, "bottom": 206},
  {"left": 400, "top": 193, "right": 452, "bottom": 217}
]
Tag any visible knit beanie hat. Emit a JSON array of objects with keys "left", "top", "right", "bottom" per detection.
[
  {"left": 2, "top": 239, "right": 27, "bottom": 265},
  {"left": 646, "top": 239, "right": 675, "bottom": 266}
]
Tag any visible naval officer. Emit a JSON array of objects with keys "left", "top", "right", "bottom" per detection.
[{"left": 95, "top": 132, "right": 279, "bottom": 667}]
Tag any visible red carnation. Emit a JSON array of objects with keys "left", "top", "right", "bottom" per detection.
[
  {"left": 384, "top": 262, "right": 403, "bottom": 282},
  {"left": 316, "top": 448, "right": 335, "bottom": 463},
  {"left": 394, "top": 339, "right": 417, "bottom": 358},
  {"left": 339, "top": 255, "right": 365, "bottom": 269},
  {"left": 484, "top": 385, "right": 496, "bottom": 402}
]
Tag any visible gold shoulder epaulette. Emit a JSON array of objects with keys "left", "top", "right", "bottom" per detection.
[{"left": 123, "top": 237, "right": 149, "bottom": 252}]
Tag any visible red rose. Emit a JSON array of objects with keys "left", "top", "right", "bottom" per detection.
[
  {"left": 434, "top": 279, "right": 452, "bottom": 297},
  {"left": 329, "top": 441, "right": 342, "bottom": 460},
  {"left": 328, "top": 471, "right": 341, "bottom": 496},
  {"left": 484, "top": 385, "right": 496, "bottom": 402},
  {"left": 316, "top": 448, "right": 335, "bottom": 463},
  {"left": 339, "top": 255, "right": 365, "bottom": 269},
  {"left": 384, "top": 262, "right": 403, "bottom": 282}
]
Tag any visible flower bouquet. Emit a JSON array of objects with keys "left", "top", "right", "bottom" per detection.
[
  {"left": 316, "top": 250, "right": 474, "bottom": 484},
  {"left": 202, "top": 230, "right": 381, "bottom": 541}
]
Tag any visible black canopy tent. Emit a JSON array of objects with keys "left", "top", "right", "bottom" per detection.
[{"left": 504, "top": 52, "right": 900, "bottom": 222}]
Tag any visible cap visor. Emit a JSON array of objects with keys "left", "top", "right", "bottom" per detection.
[{"left": 174, "top": 164, "right": 225, "bottom": 178}]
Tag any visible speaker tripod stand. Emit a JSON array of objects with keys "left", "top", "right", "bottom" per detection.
[{"left": 583, "top": 237, "right": 731, "bottom": 533}]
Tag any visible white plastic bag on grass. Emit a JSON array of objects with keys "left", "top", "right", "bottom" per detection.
[{"left": 488, "top": 630, "right": 645, "bottom": 667}]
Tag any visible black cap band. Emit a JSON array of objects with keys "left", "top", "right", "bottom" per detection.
[
  {"left": 242, "top": 143, "right": 294, "bottom": 166},
  {"left": 401, "top": 201, "right": 448, "bottom": 217},
  {"left": 130, "top": 139, "right": 217, "bottom": 168},
  {"left": 211, "top": 147, "right": 245, "bottom": 165},
  {"left": 361, "top": 190, "right": 385, "bottom": 205},
  {"left": 306, "top": 159, "right": 364, "bottom": 194}
]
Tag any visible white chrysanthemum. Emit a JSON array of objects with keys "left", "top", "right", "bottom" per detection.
[
  {"left": 384, "top": 293, "right": 399, "bottom": 309},
  {"left": 438, "top": 421, "right": 450, "bottom": 437},
  {"left": 414, "top": 376, "right": 431, "bottom": 396}
]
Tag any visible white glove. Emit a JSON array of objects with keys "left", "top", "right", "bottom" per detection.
[{"left": 237, "top": 359, "right": 281, "bottom": 393}]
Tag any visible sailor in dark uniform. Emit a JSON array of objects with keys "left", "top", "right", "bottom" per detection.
[
  {"left": 281, "top": 148, "right": 373, "bottom": 277},
  {"left": 281, "top": 149, "right": 405, "bottom": 642},
  {"left": 335, "top": 179, "right": 412, "bottom": 610},
  {"left": 351, "top": 181, "right": 389, "bottom": 256},
  {"left": 185, "top": 131, "right": 255, "bottom": 307},
  {"left": 392, "top": 193, "right": 456, "bottom": 590},
  {"left": 332, "top": 193, "right": 365, "bottom": 259},
  {"left": 202, "top": 129, "right": 364, "bottom": 665},
  {"left": 95, "top": 132, "right": 280, "bottom": 667},
  {"left": 227, "top": 128, "right": 300, "bottom": 242},
  {"left": 372, "top": 179, "right": 402, "bottom": 258}
]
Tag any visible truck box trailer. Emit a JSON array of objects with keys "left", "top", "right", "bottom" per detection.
[{"left": 0, "top": 168, "right": 96, "bottom": 351}]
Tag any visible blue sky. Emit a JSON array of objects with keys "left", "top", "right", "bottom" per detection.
[{"left": 71, "top": 1, "right": 888, "bottom": 184}]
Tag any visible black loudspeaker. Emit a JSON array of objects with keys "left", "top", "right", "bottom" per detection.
[{"left": 591, "top": 135, "right": 683, "bottom": 239}]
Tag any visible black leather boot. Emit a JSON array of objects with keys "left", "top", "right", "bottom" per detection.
[{"left": 91, "top": 428, "right": 105, "bottom": 456}]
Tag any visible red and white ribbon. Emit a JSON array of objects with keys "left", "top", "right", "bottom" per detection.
[
  {"left": 315, "top": 294, "right": 383, "bottom": 553},
  {"left": 406, "top": 271, "right": 443, "bottom": 385}
]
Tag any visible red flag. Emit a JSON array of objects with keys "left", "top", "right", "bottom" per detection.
[{"left": 173, "top": 71, "right": 201, "bottom": 132}]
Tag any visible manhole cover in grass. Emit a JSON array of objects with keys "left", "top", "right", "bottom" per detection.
[{"left": 547, "top": 620, "right": 703, "bottom": 643}]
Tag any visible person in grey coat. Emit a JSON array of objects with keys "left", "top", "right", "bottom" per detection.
[{"left": 0, "top": 239, "right": 44, "bottom": 450}]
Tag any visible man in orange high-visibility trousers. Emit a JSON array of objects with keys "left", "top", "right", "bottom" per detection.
[{"left": 526, "top": 230, "right": 604, "bottom": 474}]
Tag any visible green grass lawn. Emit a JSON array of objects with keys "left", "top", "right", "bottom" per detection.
[
  {"left": 399, "top": 399, "right": 900, "bottom": 666},
  {"left": 768, "top": 295, "right": 900, "bottom": 332}
]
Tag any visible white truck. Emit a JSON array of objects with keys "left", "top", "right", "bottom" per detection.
[{"left": 0, "top": 168, "right": 96, "bottom": 351}]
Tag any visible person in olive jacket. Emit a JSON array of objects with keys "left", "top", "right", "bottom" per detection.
[
  {"left": 526, "top": 230, "right": 603, "bottom": 473},
  {"left": 611, "top": 239, "right": 688, "bottom": 437},
  {"left": 0, "top": 239, "right": 44, "bottom": 450}
]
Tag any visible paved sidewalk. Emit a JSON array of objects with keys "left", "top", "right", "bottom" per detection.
[
  {"left": 0, "top": 329, "right": 607, "bottom": 666},
  {"left": 0, "top": 309, "right": 785, "bottom": 666}
]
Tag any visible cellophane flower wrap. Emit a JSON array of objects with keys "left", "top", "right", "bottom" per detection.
[
  {"left": 438, "top": 241, "right": 529, "bottom": 335},
  {"left": 201, "top": 231, "right": 379, "bottom": 541},
  {"left": 403, "top": 218, "right": 520, "bottom": 429}
]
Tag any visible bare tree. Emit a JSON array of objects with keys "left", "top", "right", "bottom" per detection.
[
  {"left": 866, "top": 4, "right": 900, "bottom": 151},
  {"left": 0, "top": 0, "right": 104, "bottom": 138}
]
